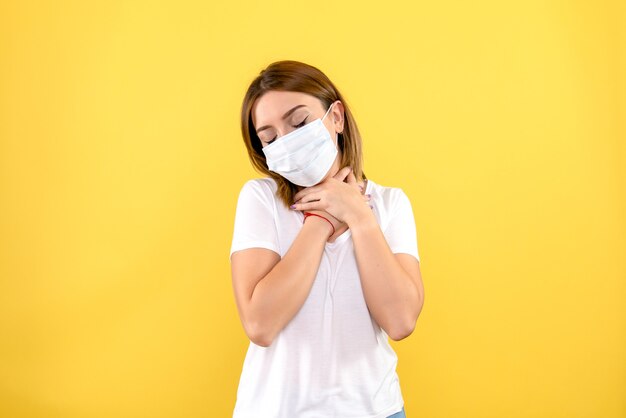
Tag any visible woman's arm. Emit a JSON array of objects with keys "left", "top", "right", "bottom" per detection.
[
  {"left": 288, "top": 167, "right": 424, "bottom": 340},
  {"left": 346, "top": 208, "right": 425, "bottom": 341},
  {"left": 230, "top": 216, "right": 331, "bottom": 347}
]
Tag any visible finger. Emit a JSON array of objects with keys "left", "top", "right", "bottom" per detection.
[
  {"left": 293, "top": 186, "right": 319, "bottom": 203},
  {"left": 290, "top": 200, "right": 322, "bottom": 211},
  {"left": 295, "top": 192, "right": 321, "bottom": 205},
  {"left": 333, "top": 166, "right": 352, "bottom": 182}
]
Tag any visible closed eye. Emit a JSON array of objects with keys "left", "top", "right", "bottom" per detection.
[
  {"left": 265, "top": 117, "right": 308, "bottom": 145},
  {"left": 294, "top": 118, "right": 307, "bottom": 128}
]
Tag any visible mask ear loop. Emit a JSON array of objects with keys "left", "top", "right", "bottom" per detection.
[
  {"left": 322, "top": 101, "right": 340, "bottom": 150},
  {"left": 321, "top": 101, "right": 336, "bottom": 122}
]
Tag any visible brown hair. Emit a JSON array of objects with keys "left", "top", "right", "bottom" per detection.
[{"left": 239, "top": 60, "right": 367, "bottom": 210}]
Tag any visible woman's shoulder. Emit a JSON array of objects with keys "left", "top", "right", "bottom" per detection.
[
  {"left": 368, "top": 179, "right": 412, "bottom": 216},
  {"left": 237, "top": 177, "right": 278, "bottom": 200},
  {"left": 241, "top": 176, "right": 277, "bottom": 190},
  {"left": 368, "top": 179, "right": 408, "bottom": 201}
]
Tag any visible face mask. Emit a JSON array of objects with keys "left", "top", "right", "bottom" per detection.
[{"left": 262, "top": 102, "right": 338, "bottom": 187}]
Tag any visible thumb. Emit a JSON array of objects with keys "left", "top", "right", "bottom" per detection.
[{"left": 334, "top": 166, "right": 352, "bottom": 182}]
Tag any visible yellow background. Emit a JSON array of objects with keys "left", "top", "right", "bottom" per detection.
[{"left": 1, "top": 0, "right": 624, "bottom": 417}]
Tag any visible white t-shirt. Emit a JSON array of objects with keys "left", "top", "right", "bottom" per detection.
[{"left": 229, "top": 177, "right": 420, "bottom": 418}]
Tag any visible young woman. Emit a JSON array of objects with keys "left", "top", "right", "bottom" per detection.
[{"left": 229, "top": 60, "right": 424, "bottom": 418}]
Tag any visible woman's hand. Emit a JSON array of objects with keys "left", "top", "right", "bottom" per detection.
[{"left": 290, "top": 166, "right": 372, "bottom": 226}]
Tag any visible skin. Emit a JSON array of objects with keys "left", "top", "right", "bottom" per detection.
[
  {"left": 252, "top": 90, "right": 367, "bottom": 241},
  {"left": 231, "top": 90, "right": 424, "bottom": 347}
]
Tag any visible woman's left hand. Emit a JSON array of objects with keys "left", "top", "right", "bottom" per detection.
[{"left": 291, "top": 166, "right": 372, "bottom": 225}]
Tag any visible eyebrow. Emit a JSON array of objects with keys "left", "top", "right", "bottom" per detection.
[{"left": 256, "top": 104, "right": 307, "bottom": 134}]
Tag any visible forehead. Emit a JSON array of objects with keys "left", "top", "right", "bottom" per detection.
[{"left": 252, "top": 90, "right": 322, "bottom": 127}]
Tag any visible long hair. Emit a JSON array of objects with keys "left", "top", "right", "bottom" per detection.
[{"left": 240, "top": 60, "right": 367, "bottom": 210}]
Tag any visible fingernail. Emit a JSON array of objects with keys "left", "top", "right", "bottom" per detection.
[{"left": 290, "top": 204, "right": 296, "bottom": 209}]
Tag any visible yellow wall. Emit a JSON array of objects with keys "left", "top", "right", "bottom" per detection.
[{"left": 1, "top": 1, "right": 624, "bottom": 417}]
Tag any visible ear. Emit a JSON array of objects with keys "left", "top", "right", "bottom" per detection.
[{"left": 332, "top": 100, "right": 345, "bottom": 133}]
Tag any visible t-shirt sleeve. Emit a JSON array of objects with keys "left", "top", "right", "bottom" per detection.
[
  {"left": 383, "top": 188, "right": 420, "bottom": 262},
  {"left": 229, "top": 180, "right": 281, "bottom": 261}
]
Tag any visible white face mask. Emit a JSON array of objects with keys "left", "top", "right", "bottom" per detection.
[{"left": 262, "top": 102, "right": 338, "bottom": 187}]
